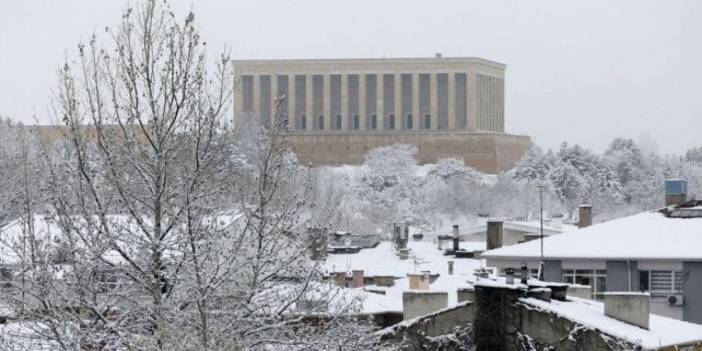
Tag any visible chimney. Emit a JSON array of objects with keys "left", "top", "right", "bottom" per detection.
[
  {"left": 408, "top": 273, "right": 430, "bottom": 290},
  {"left": 335, "top": 272, "right": 346, "bottom": 287},
  {"left": 398, "top": 248, "right": 409, "bottom": 260},
  {"left": 551, "top": 214, "right": 563, "bottom": 229},
  {"left": 452, "top": 225, "right": 460, "bottom": 252},
  {"left": 352, "top": 270, "right": 364, "bottom": 288},
  {"left": 448, "top": 260, "right": 454, "bottom": 275},
  {"left": 604, "top": 292, "right": 650, "bottom": 330},
  {"left": 402, "top": 291, "right": 448, "bottom": 320},
  {"left": 486, "top": 221, "right": 504, "bottom": 250},
  {"left": 577, "top": 205, "right": 592, "bottom": 228},
  {"left": 435, "top": 52, "right": 442, "bottom": 58},
  {"left": 665, "top": 179, "right": 688, "bottom": 206},
  {"left": 505, "top": 268, "right": 515, "bottom": 285}
]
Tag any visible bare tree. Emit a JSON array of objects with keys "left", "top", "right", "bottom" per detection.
[{"left": 2, "top": 1, "right": 377, "bottom": 350}]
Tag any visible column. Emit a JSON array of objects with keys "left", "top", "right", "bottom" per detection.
[
  {"left": 305, "top": 74, "right": 313, "bottom": 131},
  {"left": 233, "top": 74, "right": 244, "bottom": 127},
  {"left": 430, "top": 73, "right": 438, "bottom": 130},
  {"left": 377, "top": 74, "right": 384, "bottom": 130},
  {"left": 447, "top": 72, "right": 456, "bottom": 130},
  {"left": 393, "top": 73, "right": 401, "bottom": 129},
  {"left": 270, "top": 75, "right": 278, "bottom": 128},
  {"left": 288, "top": 75, "right": 295, "bottom": 131},
  {"left": 340, "top": 74, "right": 348, "bottom": 131},
  {"left": 358, "top": 74, "right": 366, "bottom": 130},
  {"left": 323, "top": 74, "right": 331, "bottom": 132},
  {"left": 411, "top": 73, "right": 420, "bottom": 130},
  {"left": 252, "top": 75, "right": 260, "bottom": 118},
  {"left": 467, "top": 72, "right": 478, "bottom": 130}
]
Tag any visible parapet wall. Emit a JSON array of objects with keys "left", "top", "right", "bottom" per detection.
[{"left": 290, "top": 131, "right": 530, "bottom": 173}]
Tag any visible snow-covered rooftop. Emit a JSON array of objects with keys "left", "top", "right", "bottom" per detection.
[
  {"left": 481, "top": 211, "right": 702, "bottom": 261},
  {"left": 520, "top": 297, "right": 702, "bottom": 349},
  {"left": 322, "top": 240, "right": 484, "bottom": 314},
  {"left": 324, "top": 241, "right": 484, "bottom": 277}
]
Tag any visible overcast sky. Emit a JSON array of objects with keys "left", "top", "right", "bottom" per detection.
[{"left": 1, "top": 0, "right": 701, "bottom": 154}]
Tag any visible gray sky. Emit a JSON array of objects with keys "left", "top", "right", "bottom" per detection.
[{"left": 1, "top": 0, "right": 701, "bottom": 154}]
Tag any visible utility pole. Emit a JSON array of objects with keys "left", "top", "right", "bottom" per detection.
[{"left": 537, "top": 183, "right": 545, "bottom": 280}]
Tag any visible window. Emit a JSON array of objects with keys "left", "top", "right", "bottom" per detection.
[
  {"left": 424, "top": 114, "right": 431, "bottom": 129},
  {"left": 300, "top": 115, "right": 306, "bottom": 130},
  {"left": 317, "top": 114, "right": 324, "bottom": 130},
  {"left": 335, "top": 114, "right": 342, "bottom": 129},
  {"left": 388, "top": 114, "right": 395, "bottom": 129},
  {"left": 353, "top": 114, "right": 360, "bottom": 129},
  {"left": 639, "top": 270, "right": 683, "bottom": 298},
  {"left": 405, "top": 114, "right": 413, "bottom": 129},
  {"left": 371, "top": 114, "right": 378, "bottom": 129},
  {"left": 562, "top": 269, "right": 607, "bottom": 299}
]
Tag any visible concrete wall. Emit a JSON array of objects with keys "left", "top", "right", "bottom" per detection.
[
  {"left": 457, "top": 288, "right": 475, "bottom": 303},
  {"left": 683, "top": 261, "right": 702, "bottom": 324},
  {"left": 402, "top": 291, "right": 449, "bottom": 320},
  {"left": 543, "top": 260, "right": 562, "bottom": 282},
  {"left": 379, "top": 301, "right": 475, "bottom": 351},
  {"left": 604, "top": 293, "right": 650, "bottom": 330},
  {"left": 289, "top": 131, "right": 530, "bottom": 173},
  {"left": 509, "top": 301, "right": 639, "bottom": 351}
]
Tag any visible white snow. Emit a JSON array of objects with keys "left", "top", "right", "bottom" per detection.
[
  {"left": 520, "top": 297, "right": 702, "bottom": 349},
  {"left": 482, "top": 211, "right": 702, "bottom": 260},
  {"left": 323, "top": 240, "right": 484, "bottom": 314}
]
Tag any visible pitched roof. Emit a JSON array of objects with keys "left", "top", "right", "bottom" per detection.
[{"left": 481, "top": 211, "right": 702, "bottom": 261}]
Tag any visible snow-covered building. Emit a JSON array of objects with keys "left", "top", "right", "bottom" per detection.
[
  {"left": 482, "top": 200, "right": 702, "bottom": 324},
  {"left": 323, "top": 239, "right": 484, "bottom": 321},
  {"left": 450, "top": 217, "right": 575, "bottom": 246}
]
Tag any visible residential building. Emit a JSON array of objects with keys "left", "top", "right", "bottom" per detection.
[{"left": 482, "top": 189, "right": 702, "bottom": 323}]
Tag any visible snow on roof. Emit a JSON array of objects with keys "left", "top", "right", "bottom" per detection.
[
  {"left": 428, "top": 220, "right": 574, "bottom": 239},
  {"left": 482, "top": 211, "right": 702, "bottom": 261},
  {"left": 520, "top": 297, "right": 702, "bottom": 349},
  {"left": 323, "top": 241, "right": 482, "bottom": 277},
  {"left": 323, "top": 240, "right": 484, "bottom": 314}
]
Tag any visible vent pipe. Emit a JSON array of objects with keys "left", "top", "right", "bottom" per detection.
[{"left": 452, "top": 225, "right": 460, "bottom": 252}]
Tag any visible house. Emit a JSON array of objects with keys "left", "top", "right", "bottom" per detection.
[{"left": 481, "top": 181, "right": 702, "bottom": 323}]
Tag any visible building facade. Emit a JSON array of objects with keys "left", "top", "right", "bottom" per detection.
[
  {"left": 232, "top": 56, "right": 530, "bottom": 173},
  {"left": 481, "top": 196, "right": 702, "bottom": 324}
]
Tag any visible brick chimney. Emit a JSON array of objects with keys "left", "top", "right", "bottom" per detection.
[
  {"left": 604, "top": 292, "right": 650, "bottom": 330},
  {"left": 486, "top": 221, "right": 504, "bottom": 250},
  {"left": 352, "top": 270, "right": 364, "bottom": 288},
  {"left": 335, "top": 272, "right": 346, "bottom": 287},
  {"left": 577, "top": 205, "right": 592, "bottom": 228}
]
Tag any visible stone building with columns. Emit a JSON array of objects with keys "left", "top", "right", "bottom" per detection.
[{"left": 232, "top": 55, "right": 530, "bottom": 173}]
